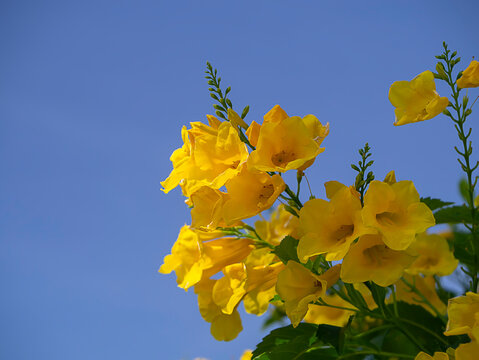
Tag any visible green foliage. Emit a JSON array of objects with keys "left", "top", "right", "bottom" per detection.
[
  {"left": 377, "top": 302, "right": 448, "bottom": 353},
  {"left": 352, "top": 143, "right": 375, "bottom": 205},
  {"left": 205, "top": 61, "right": 250, "bottom": 121},
  {"left": 420, "top": 197, "right": 454, "bottom": 211},
  {"left": 453, "top": 230, "right": 476, "bottom": 269},
  {"left": 273, "top": 236, "right": 300, "bottom": 264},
  {"left": 433, "top": 205, "right": 475, "bottom": 224},
  {"left": 252, "top": 323, "right": 338, "bottom": 360}
]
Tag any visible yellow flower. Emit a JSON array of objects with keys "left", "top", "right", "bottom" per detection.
[
  {"left": 222, "top": 164, "right": 285, "bottom": 224},
  {"left": 341, "top": 234, "right": 415, "bottom": 287},
  {"left": 159, "top": 226, "right": 253, "bottom": 289},
  {"left": 239, "top": 350, "right": 253, "bottom": 360},
  {"left": 455, "top": 341, "right": 479, "bottom": 360},
  {"left": 298, "top": 182, "right": 373, "bottom": 262},
  {"left": 414, "top": 351, "right": 450, "bottom": 360},
  {"left": 362, "top": 180, "right": 435, "bottom": 251},
  {"left": 161, "top": 116, "right": 248, "bottom": 197},
  {"left": 389, "top": 70, "right": 449, "bottom": 126},
  {"left": 406, "top": 232, "right": 458, "bottom": 276},
  {"left": 276, "top": 262, "right": 341, "bottom": 327},
  {"left": 457, "top": 60, "right": 479, "bottom": 88},
  {"left": 212, "top": 249, "right": 285, "bottom": 316},
  {"left": 190, "top": 186, "right": 229, "bottom": 229},
  {"left": 194, "top": 278, "right": 243, "bottom": 341},
  {"left": 394, "top": 274, "right": 446, "bottom": 315},
  {"left": 304, "top": 293, "right": 355, "bottom": 327},
  {"left": 255, "top": 204, "right": 301, "bottom": 246},
  {"left": 247, "top": 106, "right": 327, "bottom": 172},
  {"left": 444, "top": 292, "right": 479, "bottom": 340},
  {"left": 245, "top": 120, "right": 261, "bottom": 147}
]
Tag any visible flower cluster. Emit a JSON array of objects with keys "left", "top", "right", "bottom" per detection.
[
  {"left": 160, "top": 43, "right": 479, "bottom": 359},
  {"left": 160, "top": 105, "right": 328, "bottom": 339}
]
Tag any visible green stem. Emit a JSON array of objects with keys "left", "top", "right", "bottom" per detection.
[
  {"left": 390, "top": 318, "right": 428, "bottom": 352},
  {"left": 400, "top": 277, "right": 447, "bottom": 324},
  {"left": 442, "top": 47, "right": 479, "bottom": 292},
  {"left": 351, "top": 324, "right": 395, "bottom": 339},
  {"left": 285, "top": 184, "right": 303, "bottom": 208},
  {"left": 396, "top": 318, "right": 449, "bottom": 346}
]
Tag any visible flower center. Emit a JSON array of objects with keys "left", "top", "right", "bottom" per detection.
[
  {"left": 376, "top": 211, "right": 403, "bottom": 227},
  {"left": 331, "top": 224, "right": 354, "bottom": 242},
  {"left": 271, "top": 150, "right": 297, "bottom": 167},
  {"left": 363, "top": 244, "right": 390, "bottom": 265},
  {"left": 258, "top": 183, "right": 275, "bottom": 202}
]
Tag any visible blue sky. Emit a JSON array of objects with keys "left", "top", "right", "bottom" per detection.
[{"left": 1, "top": 1, "right": 478, "bottom": 359}]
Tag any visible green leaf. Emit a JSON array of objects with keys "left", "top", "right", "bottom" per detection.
[
  {"left": 452, "top": 230, "right": 475, "bottom": 269},
  {"left": 434, "top": 205, "right": 474, "bottom": 224},
  {"left": 420, "top": 197, "right": 454, "bottom": 211},
  {"left": 378, "top": 302, "right": 448, "bottom": 353},
  {"left": 366, "top": 282, "right": 387, "bottom": 309},
  {"left": 459, "top": 178, "right": 469, "bottom": 203},
  {"left": 273, "top": 236, "right": 300, "bottom": 264},
  {"left": 252, "top": 323, "right": 324, "bottom": 360},
  {"left": 269, "top": 294, "right": 283, "bottom": 303},
  {"left": 315, "top": 324, "right": 343, "bottom": 354}
]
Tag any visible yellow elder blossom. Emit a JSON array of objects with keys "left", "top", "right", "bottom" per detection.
[
  {"left": 389, "top": 70, "right": 449, "bottom": 126},
  {"left": 341, "top": 234, "right": 415, "bottom": 287},
  {"left": 406, "top": 232, "right": 458, "bottom": 276},
  {"left": 455, "top": 341, "right": 479, "bottom": 360},
  {"left": 415, "top": 352, "right": 450, "bottom": 360},
  {"left": 255, "top": 204, "right": 301, "bottom": 246},
  {"left": 239, "top": 350, "right": 253, "bottom": 360},
  {"left": 457, "top": 60, "right": 479, "bottom": 88},
  {"left": 248, "top": 105, "right": 328, "bottom": 172},
  {"left": 362, "top": 180, "right": 435, "bottom": 251},
  {"left": 194, "top": 278, "right": 243, "bottom": 341},
  {"left": 298, "top": 181, "right": 373, "bottom": 262},
  {"left": 190, "top": 186, "right": 229, "bottom": 229},
  {"left": 444, "top": 292, "right": 479, "bottom": 340},
  {"left": 212, "top": 248, "right": 284, "bottom": 316},
  {"left": 161, "top": 116, "right": 248, "bottom": 197},
  {"left": 276, "top": 262, "right": 341, "bottom": 327},
  {"left": 394, "top": 274, "right": 446, "bottom": 315},
  {"left": 304, "top": 293, "right": 355, "bottom": 327},
  {"left": 222, "top": 164, "right": 285, "bottom": 224},
  {"left": 159, "top": 226, "right": 253, "bottom": 289}
]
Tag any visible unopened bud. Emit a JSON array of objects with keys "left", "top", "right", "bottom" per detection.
[{"left": 227, "top": 108, "right": 249, "bottom": 130}]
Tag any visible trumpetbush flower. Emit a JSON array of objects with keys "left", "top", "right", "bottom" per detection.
[
  {"left": 457, "top": 60, "right": 479, "bottom": 88},
  {"left": 341, "top": 234, "right": 415, "bottom": 286},
  {"left": 406, "top": 232, "right": 458, "bottom": 276},
  {"left": 161, "top": 115, "right": 248, "bottom": 197},
  {"left": 389, "top": 70, "right": 449, "bottom": 126},
  {"left": 298, "top": 181, "right": 373, "bottom": 262},
  {"left": 444, "top": 292, "right": 479, "bottom": 340},
  {"left": 222, "top": 164, "right": 285, "bottom": 224},
  {"left": 362, "top": 180, "right": 435, "bottom": 251},
  {"left": 159, "top": 226, "right": 253, "bottom": 289},
  {"left": 194, "top": 278, "right": 243, "bottom": 341},
  {"left": 276, "top": 262, "right": 341, "bottom": 327},
  {"left": 247, "top": 105, "right": 328, "bottom": 172}
]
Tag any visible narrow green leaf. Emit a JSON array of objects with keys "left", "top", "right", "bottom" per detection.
[
  {"left": 420, "top": 197, "right": 454, "bottom": 211},
  {"left": 434, "top": 205, "right": 474, "bottom": 224},
  {"left": 252, "top": 323, "right": 323, "bottom": 360}
]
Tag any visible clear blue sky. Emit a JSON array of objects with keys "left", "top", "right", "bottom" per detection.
[{"left": 1, "top": 1, "right": 478, "bottom": 359}]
